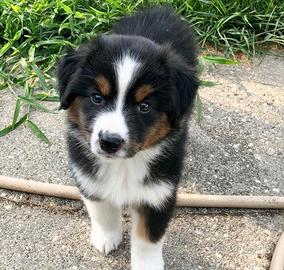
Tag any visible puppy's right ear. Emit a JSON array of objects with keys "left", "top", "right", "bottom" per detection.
[{"left": 56, "top": 49, "right": 80, "bottom": 110}]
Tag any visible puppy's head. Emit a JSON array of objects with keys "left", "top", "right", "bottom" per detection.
[{"left": 57, "top": 35, "right": 198, "bottom": 159}]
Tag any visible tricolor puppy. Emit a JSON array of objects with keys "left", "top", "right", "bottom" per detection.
[{"left": 57, "top": 6, "right": 198, "bottom": 270}]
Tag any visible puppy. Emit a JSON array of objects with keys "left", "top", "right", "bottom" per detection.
[{"left": 57, "top": 6, "right": 198, "bottom": 270}]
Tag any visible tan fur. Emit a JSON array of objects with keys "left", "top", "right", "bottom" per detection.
[
  {"left": 142, "top": 114, "right": 171, "bottom": 149},
  {"left": 135, "top": 85, "right": 153, "bottom": 102},
  {"left": 67, "top": 97, "right": 90, "bottom": 140},
  {"left": 136, "top": 208, "right": 151, "bottom": 242},
  {"left": 67, "top": 98, "right": 81, "bottom": 124},
  {"left": 95, "top": 75, "right": 111, "bottom": 96}
]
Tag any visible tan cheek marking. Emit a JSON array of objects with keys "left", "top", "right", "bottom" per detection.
[
  {"left": 67, "top": 97, "right": 81, "bottom": 124},
  {"left": 136, "top": 208, "right": 151, "bottom": 242},
  {"left": 67, "top": 97, "right": 90, "bottom": 140},
  {"left": 142, "top": 113, "right": 171, "bottom": 149},
  {"left": 135, "top": 85, "right": 153, "bottom": 103},
  {"left": 95, "top": 75, "right": 111, "bottom": 96}
]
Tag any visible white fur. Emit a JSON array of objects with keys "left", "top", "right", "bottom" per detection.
[
  {"left": 131, "top": 209, "right": 165, "bottom": 270},
  {"left": 90, "top": 54, "right": 140, "bottom": 157},
  {"left": 115, "top": 54, "right": 140, "bottom": 110},
  {"left": 83, "top": 198, "right": 123, "bottom": 255},
  {"left": 72, "top": 146, "right": 173, "bottom": 208},
  {"left": 90, "top": 110, "right": 129, "bottom": 156}
]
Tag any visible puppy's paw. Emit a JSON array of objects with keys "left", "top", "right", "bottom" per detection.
[
  {"left": 131, "top": 255, "right": 164, "bottom": 270},
  {"left": 90, "top": 226, "right": 123, "bottom": 255},
  {"left": 131, "top": 256, "right": 164, "bottom": 270},
  {"left": 131, "top": 246, "right": 164, "bottom": 270}
]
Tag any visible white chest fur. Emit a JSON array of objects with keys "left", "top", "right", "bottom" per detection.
[{"left": 72, "top": 146, "right": 173, "bottom": 208}]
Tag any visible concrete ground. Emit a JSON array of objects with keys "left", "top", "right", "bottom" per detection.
[{"left": 0, "top": 55, "right": 283, "bottom": 270}]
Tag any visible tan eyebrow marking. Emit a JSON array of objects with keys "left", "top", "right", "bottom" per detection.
[
  {"left": 135, "top": 85, "right": 153, "bottom": 102},
  {"left": 95, "top": 75, "right": 111, "bottom": 96}
]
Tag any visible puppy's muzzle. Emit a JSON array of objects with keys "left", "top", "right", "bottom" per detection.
[{"left": 98, "top": 131, "right": 125, "bottom": 154}]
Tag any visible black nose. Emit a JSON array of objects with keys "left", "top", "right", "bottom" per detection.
[{"left": 99, "top": 131, "right": 125, "bottom": 154}]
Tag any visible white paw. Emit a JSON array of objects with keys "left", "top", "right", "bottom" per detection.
[
  {"left": 90, "top": 226, "right": 122, "bottom": 255},
  {"left": 131, "top": 250, "right": 164, "bottom": 270},
  {"left": 131, "top": 238, "right": 164, "bottom": 270},
  {"left": 131, "top": 259, "right": 164, "bottom": 270}
]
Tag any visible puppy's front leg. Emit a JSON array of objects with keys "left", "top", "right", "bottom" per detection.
[
  {"left": 131, "top": 203, "right": 175, "bottom": 270},
  {"left": 83, "top": 198, "right": 123, "bottom": 255}
]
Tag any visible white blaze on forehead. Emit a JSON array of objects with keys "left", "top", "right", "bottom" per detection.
[
  {"left": 115, "top": 54, "right": 140, "bottom": 109},
  {"left": 90, "top": 54, "right": 140, "bottom": 153}
]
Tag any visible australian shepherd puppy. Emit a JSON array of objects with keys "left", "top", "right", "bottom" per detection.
[{"left": 57, "top": 6, "right": 198, "bottom": 270}]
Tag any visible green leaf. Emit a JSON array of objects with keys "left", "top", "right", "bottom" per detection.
[
  {"left": 0, "top": 114, "right": 28, "bottom": 137},
  {"left": 0, "top": 41, "right": 12, "bottom": 57},
  {"left": 36, "top": 39, "right": 76, "bottom": 47},
  {"left": 19, "top": 96, "right": 56, "bottom": 113},
  {"left": 74, "top": 11, "right": 86, "bottom": 19},
  {"left": 0, "top": 83, "right": 8, "bottom": 90},
  {"left": 0, "top": 125, "right": 13, "bottom": 137},
  {"left": 13, "top": 30, "right": 22, "bottom": 41},
  {"left": 14, "top": 114, "right": 28, "bottom": 128},
  {"left": 23, "top": 81, "right": 31, "bottom": 97},
  {"left": 195, "top": 93, "right": 202, "bottom": 123},
  {"left": 43, "top": 96, "right": 60, "bottom": 102},
  {"left": 201, "top": 55, "right": 238, "bottom": 65},
  {"left": 30, "top": 63, "right": 48, "bottom": 91},
  {"left": 12, "top": 99, "right": 21, "bottom": 128},
  {"left": 201, "top": 80, "right": 215, "bottom": 87},
  {"left": 32, "top": 93, "right": 60, "bottom": 102},
  {"left": 11, "top": 4, "right": 21, "bottom": 13},
  {"left": 29, "top": 45, "right": 35, "bottom": 62},
  {"left": 19, "top": 57, "right": 28, "bottom": 70},
  {"left": 25, "top": 120, "right": 50, "bottom": 144},
  {"left": 57, "top": 2, "right": 72, "bottom": 14}
]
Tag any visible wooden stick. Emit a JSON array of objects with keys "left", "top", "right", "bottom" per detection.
[
  {"left": 176, "top": 193, "right": 284, "bottom": 209},
  {"left": 1, "top": 175, "right": 284, "bottom": 209},
  {"left": 0, "top": 175, "right": 80, "bottom": 200}
]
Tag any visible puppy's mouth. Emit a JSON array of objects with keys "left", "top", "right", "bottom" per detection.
[{"left": 96, "top": 149, "right": 122, "bottom": 159}]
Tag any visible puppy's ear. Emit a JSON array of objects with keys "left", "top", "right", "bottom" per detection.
[
  {"left": 167, "top": 53, "right": 199, "bottom": 127},
  {"left": 56, "top": 49, "right": 81, "bottom": 110}
]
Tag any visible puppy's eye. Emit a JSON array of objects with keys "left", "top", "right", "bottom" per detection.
[
  {"left": 138, "top": 102, "right": 151, "bottom": 113},
  {"left": 91, "top": 93, "right": 103, "bottom": 104}
]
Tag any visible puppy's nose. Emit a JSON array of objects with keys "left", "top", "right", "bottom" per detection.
[{"left": 99, "top": 131, "right": 125, "bottom": 154}]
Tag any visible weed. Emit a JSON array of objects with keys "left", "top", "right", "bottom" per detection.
[{"left": 0, "top": 0, "right": 281, "bottom": 143}]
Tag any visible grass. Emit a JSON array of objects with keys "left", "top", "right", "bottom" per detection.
[{"left": 0, "top": 0, "right": 283, "bottom": 143}]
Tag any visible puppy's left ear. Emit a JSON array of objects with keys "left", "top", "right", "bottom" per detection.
[
  {"left": 168, "top": 54, "right": 199, "bottom": 127},
  {"left": 56, "top": 49, "right": 81, "bottom": 110}
]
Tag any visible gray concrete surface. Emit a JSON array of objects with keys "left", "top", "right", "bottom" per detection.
[{"left": 0, "top": 55, "right": 284, "bottom": 269}]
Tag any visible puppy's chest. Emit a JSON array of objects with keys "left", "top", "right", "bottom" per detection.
[
  {"left": 74, "top": 157, "right": 173, "bottom": 208},
  {"left": 97, "top": 158, "right": 149, "bottom": 198}
]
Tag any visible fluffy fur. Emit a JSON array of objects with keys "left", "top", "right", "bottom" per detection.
[{"left": 57, "top": 6, "right": 198, "bottom": 270}]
